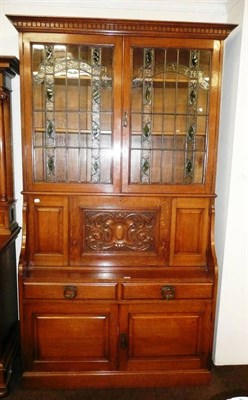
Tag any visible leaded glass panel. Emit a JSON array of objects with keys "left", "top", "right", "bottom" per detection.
[
  {"left": 130, "top": 47, "right": 211, "bottom": 185},
  {"left": 32, "top": 43, "right": 113, "bottom": 183}
]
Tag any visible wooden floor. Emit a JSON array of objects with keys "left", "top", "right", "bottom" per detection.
[{"left": 4, "top": 357, "right": 248, "bottom": 400}]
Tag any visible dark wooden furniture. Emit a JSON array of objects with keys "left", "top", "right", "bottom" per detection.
[
  {"left": 0, "top": 56, "right": 20, "bottom": 397},
  {"left": 8, "top": 16, "right": 236, "bottom": 389}
]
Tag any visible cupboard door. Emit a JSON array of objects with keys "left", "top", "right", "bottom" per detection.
[
  {"left": 122, "top": 37, "right": 221, "bottom": 194},
  {"left": 119, "top": 302, "right": 212, "bottom": 371},
  {"left": 23, "top": 33, "right": 122, "bottom": 193},
  {"left": 23, "top": 302, "right": 118, "bottom": 372},
  {"left": 28, "top": 195, "right": 68, "bottom": 266}
]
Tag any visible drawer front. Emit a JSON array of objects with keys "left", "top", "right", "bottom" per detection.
[
  {"left": 23, "top": 282, "right": 118, "bottom": 300},
  {"left": 122, "top": 282, "right": 213, "bottom": 300}
]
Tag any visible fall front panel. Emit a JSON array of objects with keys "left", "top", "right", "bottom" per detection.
[{"left": 69, "top": 196, "right": 171, "bottom": 267}]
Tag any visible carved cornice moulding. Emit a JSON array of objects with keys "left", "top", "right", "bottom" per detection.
[{"left": 7, "top": 15, "right": 237, "bottom": 40}]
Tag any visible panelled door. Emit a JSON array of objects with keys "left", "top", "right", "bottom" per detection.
[
  {"left": 118, "top": 302, "right": 212, "bottom": 371},
  {"left": 23, "top": 302, "right": 118, "bottom": 372}
]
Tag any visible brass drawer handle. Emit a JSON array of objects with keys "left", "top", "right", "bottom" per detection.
[
  {"left": 64, "top": 285, "right": 77, "bottom": 300},
  {"left": 161, "top": 285, "right": 175, "bottom": 300}
]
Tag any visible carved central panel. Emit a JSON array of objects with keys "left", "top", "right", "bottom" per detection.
[{"left": 84, "top": 210, "right": 156, "bottom": 252}]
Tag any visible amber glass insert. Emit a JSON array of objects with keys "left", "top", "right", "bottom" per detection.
[
  {"left": 32, "top": 43, "right": 113, "bottom": 183},
  {"left": 130, "top": 47, "right": 211, "bottom": 185}
]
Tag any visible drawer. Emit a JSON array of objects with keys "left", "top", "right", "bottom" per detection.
[
  {"left": 122, "top": 282, "right": 213, "bottom": 300},
  {"left": 23, "top": 282, "right": 118, "bottom": 300}
]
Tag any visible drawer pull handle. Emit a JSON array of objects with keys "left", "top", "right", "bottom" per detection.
[
  {"left": 161, "top": 285, "right": 175, "bottom": 300},
  {"left": 64, "top": 285, "right": 77, "bottom": 300}
]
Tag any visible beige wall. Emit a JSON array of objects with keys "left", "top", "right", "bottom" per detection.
[{"left": 214, "top": 0, "right": 248, "bottom": 365}]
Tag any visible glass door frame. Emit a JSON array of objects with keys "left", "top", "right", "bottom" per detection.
[{"left": 121, "top": 36, "right": 222, "bottom": 195}]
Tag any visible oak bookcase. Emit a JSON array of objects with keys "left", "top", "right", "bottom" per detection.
[{"left": 8, "top": 15, "right": 236, "bottom": 388}]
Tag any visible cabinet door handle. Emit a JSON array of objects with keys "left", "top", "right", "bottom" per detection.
[
  {"left": 120, "top": 333, "right": 128, "bottom": 350},
  {"left": 161, "top": 285, "right": 175, "bottom": 300},
  {"left": 64, "top": 285, "right": 77, "bottom": 300},
  {"left": 122, "top": 112, "right": 128, "bottom": 128}
]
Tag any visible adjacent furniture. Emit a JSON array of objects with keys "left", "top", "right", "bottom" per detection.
[
  {"left": 8, "top": 16, "right": 236, "bottom": 389},
  {"left": 0, "top": 56, "right": 20, "bottom": 397}
]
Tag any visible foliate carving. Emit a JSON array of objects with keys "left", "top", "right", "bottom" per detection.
[{"left": 84, "top": 210, "right": 156, "bottom": 252}]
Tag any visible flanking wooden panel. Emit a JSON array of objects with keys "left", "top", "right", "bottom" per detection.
[
  {"left": 170, "top": 198, "right": 210, "bottom": 266},
  {"left": 28, "top": 195, "right": 68, "bottom": 265}
]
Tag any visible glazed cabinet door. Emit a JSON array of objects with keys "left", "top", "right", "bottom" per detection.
[
  {"left": 118, "top": 301, "right": 212, "bottom": 371},
  {"left": 22, "top": 33, "right": 122, "bottom": 193},
  {"left": 122, "top": 37, "right": 221, "bottom": 194},
  {"left": 22, "top": 302, "right": 118, "bottom": 372}
]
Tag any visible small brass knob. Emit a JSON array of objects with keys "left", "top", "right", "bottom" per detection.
[
  {"left": 161, "top": 285, "right": 175, "bottom": 300},
  {"left": 64, "top": 285, "right": 77, "bottom": 300}
]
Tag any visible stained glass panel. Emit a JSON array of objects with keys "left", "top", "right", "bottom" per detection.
[
  {"left": 130, "top": 47, "right": 211, "bottom": 184},
  {"left": 32, "top": 43, "right": 113, "bottom": 183}
]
